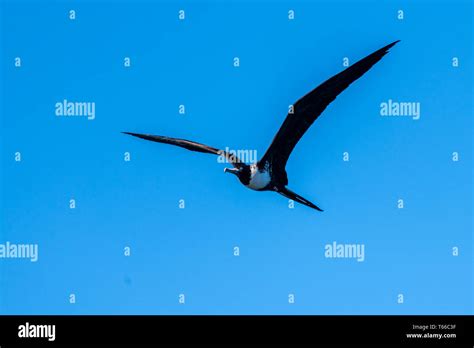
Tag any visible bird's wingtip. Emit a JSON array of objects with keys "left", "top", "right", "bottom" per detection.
[{"left": 385, "top": 40, "right": 401, "bottom": 51}]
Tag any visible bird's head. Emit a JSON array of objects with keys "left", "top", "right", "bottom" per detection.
[{"left": 224, "top": 165, "right": 251, "bottom": 185}]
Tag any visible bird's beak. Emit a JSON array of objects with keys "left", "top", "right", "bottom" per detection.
[{"left": 224, "top": 167, "right": 239, "bottom": 176}]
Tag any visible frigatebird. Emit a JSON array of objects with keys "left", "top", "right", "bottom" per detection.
[{"left": 123, "top": 40, "right": 399, "bottom": 211}]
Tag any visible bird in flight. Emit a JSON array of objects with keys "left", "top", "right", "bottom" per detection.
[{"left": 124, "top": 40, "right": 399, "bottom": 211}]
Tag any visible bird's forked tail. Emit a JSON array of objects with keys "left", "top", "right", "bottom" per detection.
[{"left": 277, "top": 187, "right": 323, "bottom": 212}]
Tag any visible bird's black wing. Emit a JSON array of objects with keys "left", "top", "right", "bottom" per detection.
[
  {"left": 259, "top": 40, "right": 400, "bottom": 179},
  {"left": 122, "top": 132, "right": 245, "bottom": 168}
]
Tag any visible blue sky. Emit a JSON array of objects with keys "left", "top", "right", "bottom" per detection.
[{"left": 0, "top": 0, "right": 472, "bottom": 314}]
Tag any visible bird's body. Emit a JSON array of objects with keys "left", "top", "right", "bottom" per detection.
[
  {"left": 124, "top": 40, "right": 400, "bottom": 211},
  {"left": 247, "top": 163, "right": 272, "bottom": 191}
]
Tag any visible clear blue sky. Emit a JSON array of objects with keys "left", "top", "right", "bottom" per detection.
[{"left": 0, "top": 0, "right": 472, "bottom": 314}]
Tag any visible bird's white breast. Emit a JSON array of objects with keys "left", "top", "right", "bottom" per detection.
[{"left": 247, "top": 164, "right": 271, "bottom": 190}]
